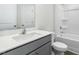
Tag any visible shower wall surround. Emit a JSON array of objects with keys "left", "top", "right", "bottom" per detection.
[
  {"left": 55, "top": 4, "right": 79, "bottom": 35},
  {"left": 64, "top": 4, "right": 79, "bottom": 35}
]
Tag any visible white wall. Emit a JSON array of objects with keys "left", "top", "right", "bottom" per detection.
[
  {"left": 0, "top": 4, "right": 17, "bottom": 30},
  {"left": 55, "top": 5, "right": 64, "bottom": 34},
  {"left": 35, "top": 4, "right": 54, "bottom": 32}
]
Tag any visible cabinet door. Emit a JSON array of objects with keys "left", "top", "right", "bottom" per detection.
[{"left": 30, "top": 42, "right": 51, "bottom": 55}]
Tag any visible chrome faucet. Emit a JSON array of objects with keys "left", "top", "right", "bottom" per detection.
[{"left": 21, "top": 25, "right": 26, "bottom": 34}]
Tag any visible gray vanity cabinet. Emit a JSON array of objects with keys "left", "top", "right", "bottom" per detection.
[
  {"left": 2, "top": 34, "right": 51, "bottom": 55},
  {"left": 29, "top": 42, "right": 51, "bottom": 55}
]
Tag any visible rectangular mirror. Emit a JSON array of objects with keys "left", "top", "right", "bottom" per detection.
[
  {"left": 0, "top": 4, "right": 17, "bottom": 30},
  {"left": 0, "top": 4, "right": 35, "bottom": 31}
]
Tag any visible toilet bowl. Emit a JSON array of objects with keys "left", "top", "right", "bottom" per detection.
[{"left": 52, "top": 42, "right": 68, "bottom": 55}]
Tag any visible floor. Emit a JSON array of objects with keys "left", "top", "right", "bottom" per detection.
[
  {"left": 52, "top": 47, "right": 77, "bottom": 55},
  {"left": 64, "top": 51, "right": 77, "bottom": 55},
  {"left": 52, "top": 51, "right": 77, "bottom": 55}
]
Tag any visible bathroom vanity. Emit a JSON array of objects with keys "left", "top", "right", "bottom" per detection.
[{"left": 0, "top": 30, "right": 52, "bottom": 55}]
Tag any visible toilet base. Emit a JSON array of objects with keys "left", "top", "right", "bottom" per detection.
[
  {"left": 54, "top": 49, "right": 65, "bottom": 55},
  {"left": 52, "top": 46, "right": 65, "bottom": 55},
  {"left": 52, "top": 42, "right": 68, "bottom": 55}
]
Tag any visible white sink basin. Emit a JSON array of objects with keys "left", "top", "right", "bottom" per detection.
[{"left": 13, "top": 32, "right": 41, "bottom": 41}]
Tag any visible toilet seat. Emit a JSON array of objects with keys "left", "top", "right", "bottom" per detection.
[{"left": 53, "top": 42, "right": 68, "bottom": 51}]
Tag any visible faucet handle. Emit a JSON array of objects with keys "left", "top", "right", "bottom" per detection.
[
  {"left": 22, "top": 24, "right": 24, "bottom": 26},
  {"left": 60, "top": 26, "right": 62, "bottom": 29},
  {"left": 14, "top": 25, "right": 16, "bottom": 27}
]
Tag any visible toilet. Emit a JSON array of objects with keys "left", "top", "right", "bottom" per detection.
[{"left": 52, "top": 42, "right": 68, "bottom": 55}]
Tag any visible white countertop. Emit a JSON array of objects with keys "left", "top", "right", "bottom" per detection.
[{"left": 0, "top": 29, "right": 52, "bottom": 54}]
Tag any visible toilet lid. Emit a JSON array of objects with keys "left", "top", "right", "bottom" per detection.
[{"left": 53, "top": 42, "right": 68, "bottom": 51}]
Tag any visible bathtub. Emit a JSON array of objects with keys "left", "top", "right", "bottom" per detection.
[{"left": 55, "top": 33, "right": 79, "bottom": 54}]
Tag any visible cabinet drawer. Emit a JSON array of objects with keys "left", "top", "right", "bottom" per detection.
[
  {"left": 3, "top": 34, "right": 51, "bottom": 55},
  {"left": 30, "top": 42, "right": 51, "bottom": 55}
]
